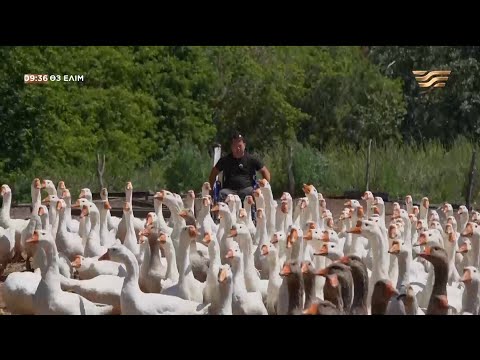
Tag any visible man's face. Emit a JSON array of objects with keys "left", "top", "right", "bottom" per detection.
[{"left": 231, "top": 139, "right": 245, "bottom": 158}]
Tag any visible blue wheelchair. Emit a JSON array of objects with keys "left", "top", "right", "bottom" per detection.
[{"left": 213, "top": 174, "right": 259, "bottom": 225}]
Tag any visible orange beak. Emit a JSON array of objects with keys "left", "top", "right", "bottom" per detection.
[
  {"left": 457, "top": 242, "right": 469, "bottom": 254},
  {"left": 461, "top": 269, "right": 472, "bottom": 283},
  {"left": 230, "top": 228, "right": 238, "bottom": 237},
  {"left": 320, "top": 231, "right": 329, "bottom": 242},
  {"left": 317, "top": 243, "right": 328, "bottom": 256},
  {"left": 462, "top": 223, "right": 473, "bottom": 237},
  {"left": 211, "top": 205, "right": 219, "bottom": 212},
  {"left": 98, "top": 252, "right": 110, "bottom": 261},
  {"left": 261, "top": 245, "right": 269, "bottom": 256},
  {"left": 203, "top": 232, "right": 212, "bottom": 244},
  {"left": 303, "top": 302, "right": 320, "bottom": 315},
  {"left": 218, "top": 268, "right": 228, "bottom": 283},
  {"left": 26, "top": 231, "right": 40, "bottom": 243},
  {"left": 158, "top": 233, "right": 167, "bottom": 244},
  {"left": 225, "top": 249, "right": 234, "bottom": 259},
  {"left": 388, "top": 241, "right": 400, "bottom": 254},
  {"left": 315, "top": 267, "right": 329, "bottom": 277},
  {"left": 56, "top": 201, "right": 63, "bottom": 211},
  {"left": 303, "top": 230, "right": 312, "bottom": 241},
  {"left": 280, "top": 263, "right": 292, "bottom": 276},
  {"left": 188, "top": 226, "right": 198, "bottom": 238},
  {"left": 419, "top": 246, "right": 432, "bottom": 258},
  {"left": 70, "top": 255, "right": 82, "bottom": 267},
  {"left": 301, "top": 262, "right": 310, "bottom": 274}
]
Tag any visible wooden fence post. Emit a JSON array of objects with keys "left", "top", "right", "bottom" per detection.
[{"left": 365, "top": 139, "right": 372, "bottom": 191}]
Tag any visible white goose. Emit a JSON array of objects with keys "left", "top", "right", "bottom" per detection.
[
  {"left": 262, "top": 242, "right": 282, "bottom": 315},
  {"left": 201, "top": 230, "right": 221, "bottom": 314},
  {"left": 253, "top": 208, "right": 269, "bottom": 279},
  {"left": 31, "top": 178, "right": 42, "bottom": 216},
  {"left": 99, "top": 244, "right": 210, "bottom": 315},
  {"left": 258, "top": 179, "right": 277, "bottom": 238},
  {"left": 100, "top": 188, "right": 121, "bottom": 233},
  {"left": 116, "top": 182, "right": 145, "bottom": 243},
  {"left": 216, "top": 264, "right": 233, "bottom": 315},
  {"left": 0, "top": 184, "right": 29, "bottom": 260},
  {"left": 226, "top": 242, "right": 267, "bottom": 315},
  {"left": 60, "top": 189, "right": 80, "bottom": 233},
  {"left": 71, "top": 254, "right": 126, "bottom": 280},
  {"left": 29, "top": 229, "right": 115, "bottom": 315},
  {"left": 160, "top": 226, "right": 205, "bottom": 303},
  {"left": 137, "top": 227, "right": 166, "bottom": 293},
  {"left": 55, "top": 199, "right": 84, "bottom": 261},
  {"left": 153, "top": 192, "right": 173, "bottom": 235}
]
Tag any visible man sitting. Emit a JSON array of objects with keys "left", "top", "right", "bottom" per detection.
[{"left": 208, "top": 131, "right": 271, "bottom": 202}]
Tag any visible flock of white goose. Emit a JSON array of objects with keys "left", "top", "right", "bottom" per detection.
[{"left": 0, "top": 178, "right": 479, "bottom": 315}]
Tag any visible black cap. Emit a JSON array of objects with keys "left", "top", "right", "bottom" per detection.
[{"left": 231, "top": 130, "right": 245, "bottom": 142}]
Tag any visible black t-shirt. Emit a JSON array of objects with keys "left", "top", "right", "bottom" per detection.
[{"left": 215, "top": 152, "right": 264, "bottom": 190}]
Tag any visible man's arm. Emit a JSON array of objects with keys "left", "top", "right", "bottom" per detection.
[
  {"left": 259, "top": 166, "right": 271, "bottom": 183},
  {"left": 208, "top": 166, "right": 220, "bottom": 193}
]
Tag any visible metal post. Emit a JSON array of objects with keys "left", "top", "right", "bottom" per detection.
[{"left": 365, "top": 139, "right": 372, "bottom": 191}]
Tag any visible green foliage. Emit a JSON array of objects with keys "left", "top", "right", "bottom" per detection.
[
  {"left": 163, "top": 142, "right": 212, "bottom": 194},
  {"left": 1, "top": 46, "right": 479, "bottom": 206}
]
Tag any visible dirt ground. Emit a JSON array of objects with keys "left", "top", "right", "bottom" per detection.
[{"left": 0, "top": 198, "right": 458, "bottom": 315}]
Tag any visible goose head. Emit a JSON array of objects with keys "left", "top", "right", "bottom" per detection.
[
  {"left": 125, "top": 182, "right": 133, "bottom": 191},
  {"left": 412, "top": 205, "right": 420, "bottom": 217},
  {"left": 346, "top": 219, "right": 380, "bottom": 236},
  {"left": 429, "top": 211, "right": 440, "bottom": 223},
  {"left": 57, "top": 181, "right": 66, "bottom": 196},
  {"left": 460, "top": 266, "right": 479, "bottom": 285},
  {"left": 302, "top": 184, "right": 318, "bottom": 199},
  {"left": 79, "top": 188, "right": 93, "bottom": 201},
  {"left": 286, "top": 226, "right": 302, "bottom": 249},
  {"left": 421, "top": 197, "right": 430, "bottom": 211},
  {"left": 392, "top": 202, "right": 401, "bottom": 212},
  {"left": 229, "top": 223, "right": 250, "bottom": 239},
  {"left": 418, "top": 245, "right": 448, "bottom": 267},
  {"left": 55, "top": 198, "right": 67, "bottom": 212},
  {"left": 372, "top": 197, "right": 384, "bottom": 207},
  {"left": 179, "top": 225, "right": 198, "bottom": 246},
  {"left": 245, "top": 195, "right": 255, "bottom": 206},
  {"left": 261, "top": 242, "right": 279, "bottom": 265},
  {"left": 461, "top": 222, "right": 480, "bottom": 238},
  {"left": 303, "top": 299, "right": 342, "bottom": 315},
  {"left": 42, "top": 194, "right": 60, "bottom": 206},
  {"left": 258, "top": 179, "right": 272, "bottom": 190},
  {"left": 457, "top": 238, "right": 472, "bottom": 254},
  {"left": 100, "top": 188, "right": 109, "bottom": 201},
  {"left": 442, "top": 202, "right": 453, "bottom": 217},
  {"left": 225, "top": 242, "right": 242, "bottom": 267},
  {"left": 298, "top": 197, "right": 309, "bottom": 210},
  {"left": 362, "top": 191, "right": 374, "bottom": 202},
  {"left": 145, "top": 212, "right": 156, "bottom": 228},
  {"left": 344, "top": 199, "right": 362, "bottom": 209},
  {"left": 270, "top": 231, "right": 286, "bottom": 247},
  {"left": 202, "top": 182, "right": 211, "bottom": 193},
  {"left": 158, "top": 232, "right": 174, "bottom": 251},
  {"left": 444, "top": 222, "right": 457, "bottom": 244},
  {"left": 32, "top": 178, "right": 41, "bottom": 190},
  {"left": 405, "top": 195, "right": 413, "bottom": 206},
  {"left": 41, "top": 180, "right": 56, "bottom": 195},
  {"left": 25, "top": 229, "right": 53, "bottom": 246},
  {"left": 0, "top": 184, "right": 12, "bottom": 197},
  {"left": 98, "top": 244, "right": 130, "bottom": 264},
  {"left": 280, "top": 200, "right": 289, "bottom": 214},
  {"left": 316, "top": 241, "right": 343, "bottom": 260},
  {"left": 71, "top": 198, "right": 91, "bottom": 210},
  {"left": 255, "top": 208, "right": 264, "bottom": 222},
  {"left": 211, "top": 202, "right": 229, "bottom": 219},
  {"left": 187, "top": 190, "right": 195, "bottom": 200},
  {"left": 218, "top": 264, "right": 232, "bottom": 284},
  {"left": 414, "top": 229, "right": 443, "bottom": 247}
]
